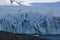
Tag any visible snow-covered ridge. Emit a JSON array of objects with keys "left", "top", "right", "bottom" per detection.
[
  {"left": 0, "top": 0, "right": 60, "bottom": 6},
  {"left": 0, "top": 6, "right": 60, "bottom": 35},
  {"left": 30, "top": 2, "right": 60, "bottom": 7},
  {"left": 0, "top": 0, "right": 31, "bottom": 6}
]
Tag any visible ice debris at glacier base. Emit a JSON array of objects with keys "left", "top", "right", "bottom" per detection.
[{"left": 0, "top": 6, "right": 60, "bottom": 35}]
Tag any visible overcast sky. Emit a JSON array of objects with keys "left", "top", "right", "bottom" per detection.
[{"left": 0, "top": 0, "right": 60, "bottom": 5}]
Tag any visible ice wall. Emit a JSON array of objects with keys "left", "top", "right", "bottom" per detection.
[{"left": 0, "top": 6, "right": 60, "bottom": 35}]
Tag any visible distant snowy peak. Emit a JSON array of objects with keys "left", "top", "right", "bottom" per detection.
[
  {"left": 0, "top": 0, "right": 31, "bottom": 6},
  {"left": 10, "top": 1, "right": 31, "bottom": 6},
  {"left": 0, "top": 0, "right": 60, "bottom": 6}
]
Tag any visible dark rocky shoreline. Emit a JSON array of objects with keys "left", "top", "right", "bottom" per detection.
[{"left": 0, "top": 31, "right": 48, "bottom": 40}]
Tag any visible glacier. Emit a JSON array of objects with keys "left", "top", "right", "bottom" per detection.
[{"left": 0, "top": 5, "right": 60, "bottom": 35}]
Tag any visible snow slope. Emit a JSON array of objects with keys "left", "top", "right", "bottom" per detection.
[
  {"left": 30, "top": 2, "right": 60, "bottom": 7},
  {"left": 0, "top": 5, "right": 60, "bottom": 35}
]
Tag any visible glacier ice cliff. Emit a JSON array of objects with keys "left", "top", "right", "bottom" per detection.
[{"left": 0, "top": 6, "right": 60, "bottom": 35}]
